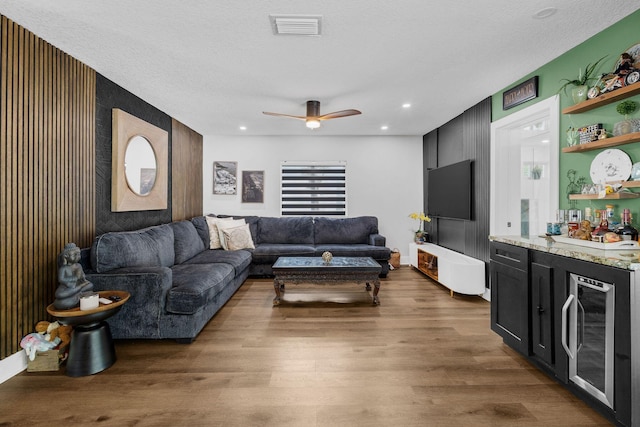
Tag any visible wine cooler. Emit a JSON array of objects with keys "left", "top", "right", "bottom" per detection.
[{"left": 561, "top": 273, "right": 615, "bottom": 409}]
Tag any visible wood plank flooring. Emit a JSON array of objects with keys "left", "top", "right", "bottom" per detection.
[{"left": 0, "top": 267, "right": 612, "bottom": 426}]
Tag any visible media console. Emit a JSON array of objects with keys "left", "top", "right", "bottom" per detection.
[{"left": 409, "top": 242, "right": 485, "bottom": 296}]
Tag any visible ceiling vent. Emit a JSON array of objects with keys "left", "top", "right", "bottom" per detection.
[{"left": 269, "top": 15, "right": 322, "bottom": 36}]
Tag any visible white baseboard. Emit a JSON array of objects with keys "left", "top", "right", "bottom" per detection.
[{"left": 0, "top": 350, "right": 27, "bottom": 384}]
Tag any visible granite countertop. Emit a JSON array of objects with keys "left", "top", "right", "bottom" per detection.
[{"left": 490, "top": 235, "right": 640, "bottom": 270}]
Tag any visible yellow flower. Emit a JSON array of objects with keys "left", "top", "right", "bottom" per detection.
[
  {"left": 409, "top": 212, "right": 431, "bottom": 236},
  {"left": 409, "top": 212, "right": 431, "bottom": 222}
]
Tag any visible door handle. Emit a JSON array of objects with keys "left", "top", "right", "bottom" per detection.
[
  {"left": 577, "top": 299, "right": 585, "bottom": 354},
  {"left": 561, "top": 294, "right": 575, "bottom": 359}
]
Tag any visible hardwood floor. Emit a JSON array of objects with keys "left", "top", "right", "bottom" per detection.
[{"left": 0, "top": 267, "right": 612, "bottom": 426}]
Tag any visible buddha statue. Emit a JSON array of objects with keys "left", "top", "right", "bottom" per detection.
[{"left": 53, "top": 243, "right": 94, "bottom": 310}]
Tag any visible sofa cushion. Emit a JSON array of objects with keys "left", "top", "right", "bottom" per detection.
[
  {"left": 91, "top": 224, "right": 175, "bottom": 273},
  {"left": 167, "top": 263, "right": 235, "bottom": 314},
  {"left": 313, "top": 216, "right": 379, "bottom": 245},
  {"left": 258, "top": 217, "right": 314, "bottom": 244},
  {"left": 190, "top": 216, "right": 210, "bottom": 249},
  {"left": 184, "top": 249, "right": 252, "bottom": 274},
  {"left": 314, "top": 244, "right": 391, "bottom": 260},
  {"left": 252, "top": 243, "right": 316, "bottom": 264},
  {"left": 171, "top": 221, "right": 205, "bottom": 264}
]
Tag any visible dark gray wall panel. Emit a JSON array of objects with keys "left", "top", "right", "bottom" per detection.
[
  {"left": 464, "top": 97, "right": 491, "bottom": 262},
  {"left": 437, "top": 218, "right": 466, "bottom": 253},
  {"left": 95, "top": 74, "right": 172, "bottom": 235},
  {"left": 422, "top": 97, "right": 491, "bottom": 269},
  {"left": 423, "top": 131, "right": 438, "bottom": 170},
  {"left": 436, "top": 115, "right": 463, "bottom": 166},
  {"left": 423, "top": 131, "right": 437, "bottom": 241}
]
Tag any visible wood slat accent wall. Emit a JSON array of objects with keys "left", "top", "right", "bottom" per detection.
[
  {"left": 171, "top": 118, "right": 203, "bottom": 221},
  {"left": 0, "top": 16, "right": 96, "bottom": 359}
]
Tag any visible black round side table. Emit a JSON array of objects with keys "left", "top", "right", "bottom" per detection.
[{"left": 47, "top": 290, "right": 129, "bottom": 377}]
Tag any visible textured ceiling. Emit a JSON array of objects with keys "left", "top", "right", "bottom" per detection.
[{"left": 1, "top": 1, "right": 639, "bottom": 136}]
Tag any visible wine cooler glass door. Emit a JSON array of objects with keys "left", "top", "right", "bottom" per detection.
[{"left": 564, "top": 273, "right": 615, "bottom": 409}]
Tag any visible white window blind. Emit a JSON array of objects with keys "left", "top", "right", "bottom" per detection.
[{"left": 281, "top": 161, "right": 347, "bottom": 216}]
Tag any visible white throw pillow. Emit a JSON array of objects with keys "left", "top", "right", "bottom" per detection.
[
  {"left": 217, "top": 219, "right": 246, "bottom": 250},
  {"left": 205, "top": 216, "right": 236, "bottom": 249},
  {"left": 221, "top": 223, "right": 255, "bottom": 250}
]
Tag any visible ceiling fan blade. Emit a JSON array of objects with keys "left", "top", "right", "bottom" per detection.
[
  {"left": 262, "top": 111, "right": 307, "bottom": 120},
  {"left": 317, "top": 109, "right": 362, "bottom": 120}
]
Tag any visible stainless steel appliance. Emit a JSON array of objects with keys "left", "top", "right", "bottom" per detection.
[{"left": 562, "top": 273, "right": 615, "bottom": 408}]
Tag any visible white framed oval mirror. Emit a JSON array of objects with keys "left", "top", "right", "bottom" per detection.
[{"left": 124, "top": 135, "right": 157, "bottom": 196}]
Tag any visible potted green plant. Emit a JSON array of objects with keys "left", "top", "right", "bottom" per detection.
[
  {"left": 614, "top": 100, "right": 638, "bottom": 136},
  {"left": 531, "top": 165, "right": 543, "bottom": 180},
  {"left": 558, "top": 56, "right": 607, "bottom": 104}
]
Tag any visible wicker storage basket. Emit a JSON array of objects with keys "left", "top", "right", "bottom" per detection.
[{"left": 389, "top": 249, "right": 401, "bottom": 269}]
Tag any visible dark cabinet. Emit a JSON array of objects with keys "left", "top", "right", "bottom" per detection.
[
  {"left": 530, "top": 258, "right": 554, "bottom": 367},
  {"left": 490, "top": 241, "right": 633, "bottom": 427},
  {"left": 490, "top": 242, "right": 529, "bottom": 354}
]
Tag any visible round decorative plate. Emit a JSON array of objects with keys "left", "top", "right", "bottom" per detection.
[
  {"left": 590, "top": 149, "right": 632, "bottom": 184},
  {"left": 631, "top": 162, "right": 640, "bottom": 181}
]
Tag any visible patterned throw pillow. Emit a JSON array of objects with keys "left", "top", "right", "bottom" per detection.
[
  {"left": 205, "top": 216, "right": 238, "bottom": 249},
  {"left": 216, "top": 219, "right": 247, "bottom": 250},
  {"left": 221, "top": 223, "right": 255, "bottom": 250}
]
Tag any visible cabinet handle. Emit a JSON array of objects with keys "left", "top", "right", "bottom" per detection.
[
  {"left": 561, "top": 294, "right": 575, "bottom": 359},
  {"left": 537, "top": 305, "right": 545, "bottom": 314}
]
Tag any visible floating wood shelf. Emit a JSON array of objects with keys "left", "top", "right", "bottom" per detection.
[
  {"left": 562, "top": 132, "right": 640, "bottom": 153},
  {"left": 562, "top": 82, "right": 640, "bottom": 115},
  {"left": 622, "top": 181, "right": 640, "bottom": 188},
  {"left": 569, "top": 192, "right": 640, "bottom": 200}
]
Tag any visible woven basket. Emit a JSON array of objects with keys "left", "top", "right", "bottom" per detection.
[{"left": 389, "top": 250, "right": 401, "bottom": 269}]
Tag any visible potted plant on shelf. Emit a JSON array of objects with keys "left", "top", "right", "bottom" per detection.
[
  {"left": 558, "top": 56, "right": 607, "bottom": 104},
  {"left": 614, "top": 100, "right": 638, "bottom": 136},
  {"left": 409, "top": 212, "right": 431, "bottom": 244}
]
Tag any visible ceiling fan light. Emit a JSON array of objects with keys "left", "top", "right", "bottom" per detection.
[{"left": 306, "top": 119, "right": 320, "bottom": 129}]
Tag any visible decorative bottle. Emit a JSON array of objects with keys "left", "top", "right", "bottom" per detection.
[
  {"left": 615, "top": 208, "right": 638, "bottom": 241},
  {"left": 592, "top": 210, "right": 609, "bottom": 236}
]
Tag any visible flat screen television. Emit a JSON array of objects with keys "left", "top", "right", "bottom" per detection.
[{"left": 427, "top": 160, "right": 472, "bottom": 220}]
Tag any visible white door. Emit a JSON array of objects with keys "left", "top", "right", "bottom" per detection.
[{"left": 490, "top": 96, "right": 559, "bottom": 237}]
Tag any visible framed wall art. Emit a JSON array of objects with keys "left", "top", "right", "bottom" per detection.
[
  {"left": 213, "top": 161, "right": 238, "bottom": 195},
  {"left": 503, "top": 76, "right": 538, "bottom": 110},
  {"left": 242, "top": 170, "right": 264, "bottom": 203}
]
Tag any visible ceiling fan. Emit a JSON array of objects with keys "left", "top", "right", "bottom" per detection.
[{"left": 263, "top": 100, "right": 361, "bottom": 129}]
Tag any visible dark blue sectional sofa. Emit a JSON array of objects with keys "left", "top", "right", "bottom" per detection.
[{"left": 81, "top": 215, "right": 390, "bottom": 342}]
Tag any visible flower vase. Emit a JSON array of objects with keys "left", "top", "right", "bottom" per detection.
[
  {"left": 415, "top": 231, "right": 424, "bottom": 244},
  {"left": 571, "top": 85, "right": 588, "bottom": 104}
]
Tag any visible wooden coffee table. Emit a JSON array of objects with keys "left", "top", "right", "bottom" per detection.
[{"left": 271, "top": 256, "right": 382, "bottom": 306}]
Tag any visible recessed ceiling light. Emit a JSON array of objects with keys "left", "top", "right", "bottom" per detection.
[
  {"left": 239, "top": 126, "right": 247, "bottom": 131},
  {"left": 381, "top": 126, "right": 389, "bottom": 131},
  {"left": 533, "top": 7, "right": 557, "bottom": 19},
  {"left": 541, "top": 139, "right": 550, "bottom": 144},
  {"left": 402, "top": 103, "right": 411, "bottom": 109}
]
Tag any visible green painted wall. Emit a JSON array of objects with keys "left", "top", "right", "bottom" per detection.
[{"left": 492, "top": 9, "right": 640, "bottom": 221}]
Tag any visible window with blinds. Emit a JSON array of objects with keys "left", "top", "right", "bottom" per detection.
[{"left": 281, "top": 161, "right": 347, "bottom": 216}]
